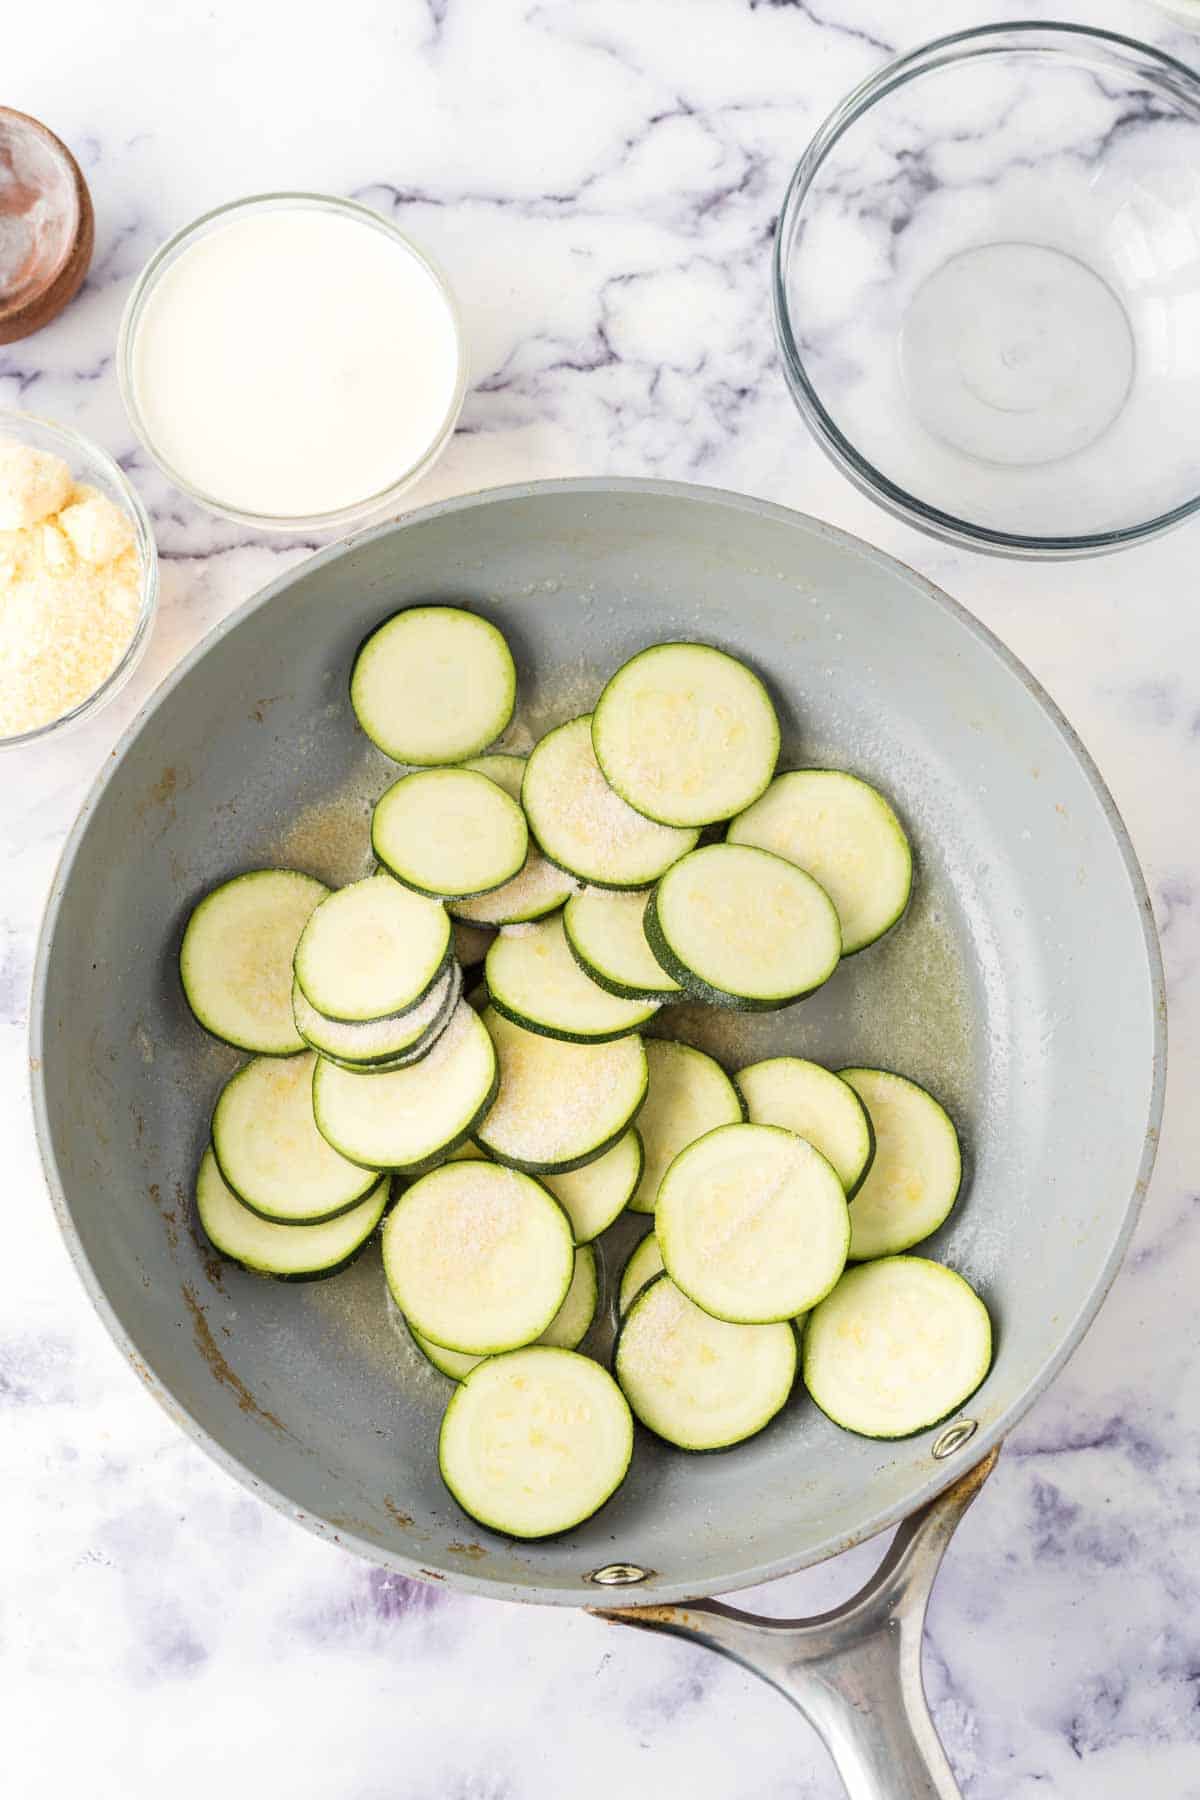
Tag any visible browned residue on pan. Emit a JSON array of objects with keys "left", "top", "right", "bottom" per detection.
[
  {"left": 181, "top": 1282, "right": 285, "bottom": 1430},
  {"left": 148, "top": 1182, "right": 179, "bottom": 1252},
  {"left": 420, "top": 1569, "right": 446, "bottom": 1582},
  {"left": 178, "top": 1177, "right": 225, "bottom": 1288},
  {"left": 250, "top": 694, "right": 285, "bottom": 724},
  {"left": 383, "top": 1497, "right": 414, "bottom": 1528},
  {"left": 447, "top": 1541, "right": 487, "bottom": 1559},
  {"left": 135, "top": 763, "right": 194, "bottom": 842}
]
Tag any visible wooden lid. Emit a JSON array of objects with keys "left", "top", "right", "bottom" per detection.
[{"left": 0, "top": 108, "right": 94, "bottom": 346}]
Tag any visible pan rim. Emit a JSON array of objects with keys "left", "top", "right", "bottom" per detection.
[{"left": 28, "top": 476, "right": 1167, "bottom": 1605}]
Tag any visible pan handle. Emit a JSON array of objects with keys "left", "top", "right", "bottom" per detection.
[{"left": 592, "top": 1446, "right": 999, "bottom": 1800}]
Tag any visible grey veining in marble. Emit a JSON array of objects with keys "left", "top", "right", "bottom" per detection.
[{"left": 3, "top": 1, "right": 1198, "bottom": 1796}]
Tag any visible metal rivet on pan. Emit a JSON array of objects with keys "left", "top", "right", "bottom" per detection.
[
  {"left": 584, "top": 1563, "right": 654, "bottom": 1586},
  {"left": 932, "top": 1418, "right": 979, "bottom": 1459}
]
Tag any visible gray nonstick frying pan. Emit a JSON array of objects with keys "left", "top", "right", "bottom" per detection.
[{"left": 31, "top": 481, "right": 1164, "bottom": 1800}]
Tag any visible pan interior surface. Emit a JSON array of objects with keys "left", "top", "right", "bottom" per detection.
[{"left": 32, "top": 482, "right": 1161, "bottom": 1604}]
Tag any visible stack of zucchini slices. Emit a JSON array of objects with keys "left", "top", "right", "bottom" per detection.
[{"left": 179, "top": 606, "right": 992, "bottom": 1542}]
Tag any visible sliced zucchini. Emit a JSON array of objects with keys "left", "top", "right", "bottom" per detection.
[
  {"left": 382, "top": 1161, "right": 573, "bottom": 1354},
  {"left": 450, "top": 752, "right": 577, "bottom": 927},
  {"left": 736, "top": 1057, "right": 874, "bottom": 1198},
  {"left": 451, "top": 919, "right": 496, "bottom": 969},
  {"left": 196, "top": 1147, "right": 389, "bottom": 1280},
  {"left": 656, "top": 1122, "right": 849, "bottom": 1323},
  {"left": 312, "top": 1001, "right": 498, "bottom": 1170},
  {"left": 212, "top": 1051, "right": 380, "bottom": 1223},
  {"left": 485, "top": 913, "right": 659, "bottom": 1043},
  {"left": 615, "top": 1274, "right": 796, "bottom": 1450},
  {"left": 646, "top": 843, "right": 841, "bottom": 1010},
  {"left": 293, "top": 873, "right": 450, "bottom": 1023},
  {"left": 462, "top": 753, "right": 526, "bottom": 800},
  {"left": 803, "top": 1257, "right": 992, "bottom": 1439},
  {"left": 438, "top": 1347, "right": 633, "bottom": 1538},
  {"left": 728, "top": 770, "right": 912, "bottom": 954},
  {"left": 592, "top": 643, "right": 780, "bottom": 827},
  {"left": 540, "top": 1130, "right": 643, "bottom": 1242},
  {"left": 350, "top": 606, "right": 516, "bottom": 765},
  {"left": 180, "top": 869, "right": 328, "bottom": 1055},
  {"left": 412, "top": 1244, "right": 598, "bottom": 1377},
  {"left": 618, "top": 1232, "right": 665, "bottom": 1314},
  {"left": 475, "top": 1006, "right": 648, "bottom": 1174},
  {"left": 449, "top": 853, "right": 576, "bottom": 928},
  {"left": 563, "top": 887, "right": 682, "bottom": 1001},
  {"left": 372, "top": 767, "right": 529, "bottom": 900},
  {"left": 521, "top": 714, "right": 698, "bottom": 888},
  {"left": 839, "top": 1069, "right": 962, "bottom": 1260},
  {"left": 291, "top": 960, "right": 460, "bottom": 1066},
  {"left": 628, "top": 1039, "right": 746, "bottom": 1215}
]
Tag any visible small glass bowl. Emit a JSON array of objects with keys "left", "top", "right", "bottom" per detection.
[
  {"left": 117, "top": 192, "right": 468, "bottom": 532},
  {"left": 774, "top": 23, "right": 1200, "bottom": 558},
  {"left": 0, "top": 410, "right": 158, "bottom": 751}
]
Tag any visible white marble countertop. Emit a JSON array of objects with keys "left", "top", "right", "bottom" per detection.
[{"left": 4, "top": 1, "right": 1198, "bottom": 1794}]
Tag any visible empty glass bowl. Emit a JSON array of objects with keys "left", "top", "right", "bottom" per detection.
[{"left": 774, "top": 24, "right": 1200, "bottom": 557}]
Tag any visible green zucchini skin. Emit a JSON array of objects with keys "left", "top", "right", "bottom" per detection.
[
  {"left": 561, "top": 930, "right": 665, "bottom": 1002},
  {"left": 485, "top": 988, "right": 653, "bottom": 1046}
]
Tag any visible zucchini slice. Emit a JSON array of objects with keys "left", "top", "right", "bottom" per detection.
[
  {"left": 383, "top": 1161, "right": 573, "bottom": 1354},
  {"left": 736, "top": 1057, "right": 874, "bottom": 1198},
  {"left": 628, "top": 1038, "right": 746, "bottom": 1215},
  {"left": 615, "top": 1274, "right": 796, "bottom": 1450},
  {"left": 451, "top": 918, "right": 496, "bottom": 970},
  {"left": 803, "top": 1257, "right": 992, "bottom": 1439},
  {"left": 196, "top": 1147, "right": 389, "bottom": 1281},
  {"left": 372, "top": 767, "right": 529, "bottom": 901},
  {"left": 839, "top": 1068, "right": 962, "bottom": 1260},
  {"left": 291, "top": 961, "right": 460, "bottom": 1066},
  {"left": 438, "top": 1347, "right": 633, "bottom": 1538},
  {"left": 540, "top": 1130, "right": 643, "bottom": 1242},
  {"left": 563, "top": 887, "right": 682, "bottom": 1001},
  {"left": 449, "top": 853, "right": 576, "bottom": 928},
  {"left": 592, "top": 642, "right": 780, "bottom": 827},
  {"left": 212, "top": 1052, "right": 381, "bottom": 1223},
  {"left": 293, "top": 873, "right": 451, "bottom": 1023},
  {"left": 180, "top": 869, "right": 328, "bottom": 1055},
  {"left": 462, "top": 753, "right": 526, "bottom": 800},
  {"left": 656, "top": 1122, "right": 849, "bottom": 1323},
  {"left": 350, "top": 606, "right": 516, "bottom": 764},
  {"left": 486, "top": 913, "right": 659, "bottom": 1043},
  {"left": 646, "top": 843, "right": 841, "bottom": 1010},
  {"left": 728, "top": 770, "right": 912, "bottom": 954},
  {"left": 411, "top": 1244, "right": 598, "bottom": 1377},
  {"left": 618, "top": 1232, "right": 665, "bottom": 1314},
  {"left": 474, "top": 1005, "right": 648, "bottom": 1174},
  {"left": 312, "top": 1001, "right": 498, "bottom": 1170},
  {"left": 522, "top": 714, "right": 698, "bottom": 888},
  {"left": 450, "top": 752, "right": 577, "bottom": 927}
]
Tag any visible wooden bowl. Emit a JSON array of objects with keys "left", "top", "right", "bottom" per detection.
[{"left": 0, "top": 108, "right": 94, "bottom": 345}]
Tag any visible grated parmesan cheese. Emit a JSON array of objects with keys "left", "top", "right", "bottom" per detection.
[{"left": 0, "top": 440, "right": 142, "bottom": 737}]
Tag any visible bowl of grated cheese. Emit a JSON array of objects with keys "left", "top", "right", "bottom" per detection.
[{"left": 0, "top": 410, "right": 158, "bottom": 749}]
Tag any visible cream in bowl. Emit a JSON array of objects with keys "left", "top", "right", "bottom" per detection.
[{"left": 118, "top": 193, "right": 466, "bottom": 530}]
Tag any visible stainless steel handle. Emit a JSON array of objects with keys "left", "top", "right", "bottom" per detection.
[{"left": 593, "top": 1446, "right": 999, "bottom": 1800}]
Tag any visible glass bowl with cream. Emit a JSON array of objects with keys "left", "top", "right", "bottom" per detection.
[
  {"left": 0, "top": 410, "right": 158, "bottom": 749},
  {"left": 118, "top": 193, "right": 467, "bottom": 530}
]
